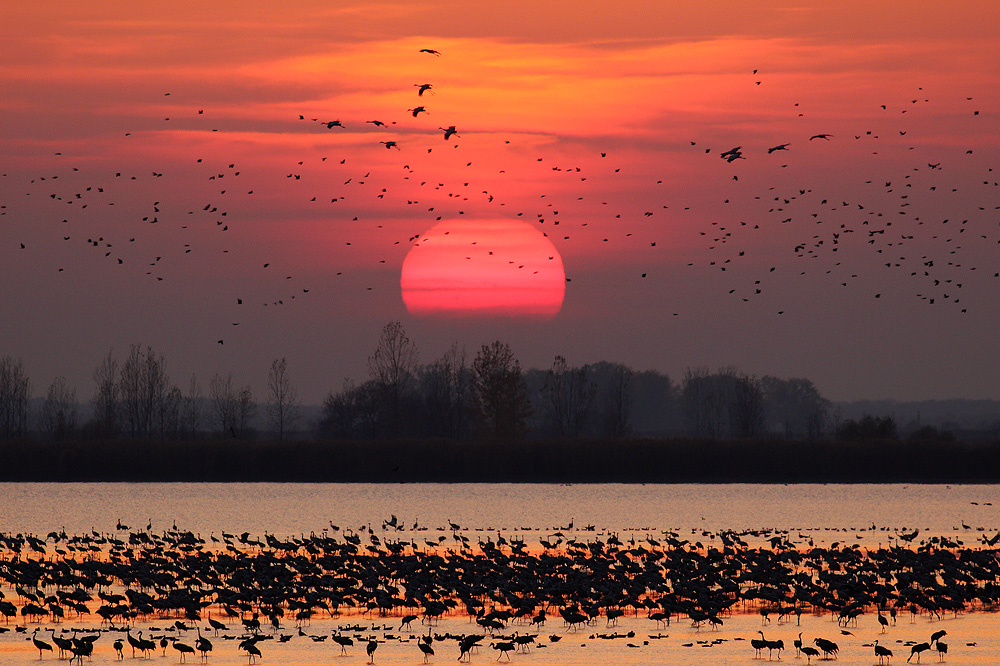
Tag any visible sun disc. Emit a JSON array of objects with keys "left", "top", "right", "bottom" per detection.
[{"left": 400, "top": 218, "right": 565, "bottom": 318}]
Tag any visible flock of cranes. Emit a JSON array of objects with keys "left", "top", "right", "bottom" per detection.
[{"left": 0, "top": 517, "right": 994, "bottom": 664}]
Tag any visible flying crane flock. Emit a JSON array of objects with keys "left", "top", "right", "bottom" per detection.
[{"left": 3, "top": 46, "right": 997, "bottom": 352}]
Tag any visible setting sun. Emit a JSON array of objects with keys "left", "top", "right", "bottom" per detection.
[{"left": 400, "top": 218, "right": 565, "bottom": 317}]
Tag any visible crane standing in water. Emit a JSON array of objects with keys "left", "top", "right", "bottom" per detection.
[{"left": 874, "top": 640, "right": 893, "bottom": 664}]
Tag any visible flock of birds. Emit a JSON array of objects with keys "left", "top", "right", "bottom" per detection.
[
  {"left": 2, "top": 46, "right": 996, "bottom": 346},
  {"left": 0, "top": 516, "right": 998, "bottom": 663}
]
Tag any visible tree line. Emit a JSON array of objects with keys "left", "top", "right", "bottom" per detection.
[
  {"left": 318, "top": 324, "right": 844, "bottom": 442},
  {"left": 0, "top": 347, "right": 300, "bottom": 443},
  {"left": 0, "top": 321, "right": 929, "bottom": 445}
]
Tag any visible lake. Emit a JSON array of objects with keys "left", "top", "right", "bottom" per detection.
[
  {"left": 3, "top": 482, "right": 999, "bottom": 541},
  {"left": 0, "top": 483, "right": 997, "bottom": 665}
]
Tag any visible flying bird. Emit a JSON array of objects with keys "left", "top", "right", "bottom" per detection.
[
  {"left": 719, "top": 146, "right": 743, "bottom": 162},
  {"left": 810, "top": 133, "right": 833, "bottom": 140},
  {"left": 439, "top": 126, "right": 459, "bottom": 140},
  {"left": 419, "top": 49, "right": 441, "bottom": 56},
  {"left": 415, "top": 83, "right": 433, "bottom": 96},
  {"left": 768, "top": 143, "right": 790, "bottom": 153},
  {"left": 408, "top": 107, "right": 428, "bottom": 117}
]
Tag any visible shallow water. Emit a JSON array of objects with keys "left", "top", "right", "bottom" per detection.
[
  {"left": 1, "top": 483, "right": 998, "bottom": 665},
  {"left": 0, "top": 600, "right": 990, "bottom": 666},
  {"left": 2, "top": 483, "right": 999, "bottom": 543}
]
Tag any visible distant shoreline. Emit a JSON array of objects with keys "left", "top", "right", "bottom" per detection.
[{"left": 1, "top": 437, "right": 998, "bottom": 483}]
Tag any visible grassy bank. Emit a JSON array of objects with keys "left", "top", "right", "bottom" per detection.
[{"left": 0, "top": 437, "right": 998, "bottom": 482}]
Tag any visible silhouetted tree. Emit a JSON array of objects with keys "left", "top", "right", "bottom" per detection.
[
  {"left": 760, "top": 376, "right": 830, "bottom": 438},
  {"left": 729, "top": 375, "right": 767, "bottom": 438},
  {"left": 181, "top": 374, "right": 202, "bottom": 437},
  {"left": 92, "top": 348, "right": 119, "bottom": 438},
  {"left": 236, "top": 385, "right": 256, "bottom": 438},
  {"left": 580, "top": 361, "right": 635, "bottom": 437},
  {"left": 318, "top": 382, "right": 355, "bottom": 439},
  {"left": 160, "top": 385, "right": 183, "bottom": 440},
  {"left": 418, "top": 345, "right": 471, "bottom": 439},
  {"left": 539, "top": 356, "right": 596, "bottom": 437},
  {"left": 630, "top": 369, "right": 676, "bottom": 435},
  {"left": 39, "top": 376, "right": 77, "bottom": 441},
  {"left": 600, "top": 362, "right": 633, "bottom": 438},
  {"left": 471, "top": 341, "right": 532, "bottom": 440},
  {"left": 317, "top": 379, "right": 381, "bottom": 439},
  {"left": 908, "top": 425, "right": 956, "bottom": 442},
  {"left": 267, "top": 357, "right": 300, "bottom": 441},
  {"left": 209, "top": 372, "right": 238, "bottom": 436},
  {"left": 681, "top": 367, "right": 737, "bottom": 438},
  {"left": 0, "top": 356, "right": 31, "bottom": 440},
  {"left": 680, "top": 367, "right": 711, "bottom": 437},
  {"left": 836, "top": 414, "right": 898, "bottom": 441},
  {"left": 368, "top": 321, "right": 418, "bottom": 437},
  {"left": 119, "top": 344, "right": 170, "bottom": 441}
]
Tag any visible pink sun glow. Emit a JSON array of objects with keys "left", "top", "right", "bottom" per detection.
[{"left": 400, "top": 218, "right": 565, "bottom": 318}]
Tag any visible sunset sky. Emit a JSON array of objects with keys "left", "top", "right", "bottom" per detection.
[{"left": 2, "top": 1, "right": 999, "bottom": 404}]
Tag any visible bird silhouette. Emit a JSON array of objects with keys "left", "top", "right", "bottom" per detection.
[
  {"left": 874, "top": 640, "right": 893, "bottom": 664},
  {"left": 32, "top": 628, "right": 54, "bottom": 659},
  {"left": 908, "top": 642, "right": 931, "bottom": 663}
]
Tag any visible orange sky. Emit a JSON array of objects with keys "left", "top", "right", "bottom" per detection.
[{"left": 2, "top": 0, "right": 1000, "bottom": 402}]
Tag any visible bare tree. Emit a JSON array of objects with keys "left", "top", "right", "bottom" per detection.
[
  {"left": 418, "top": 344, "right": 471, "bottom": 439},
  {"left": 92, "top": 348, "right": 119, "bottom": 438},
  {"left": 680, "top": 367, "right": 713, "bottom": 438},
  {"left": 318, "top": 379, "right": 382, "bottom": 439},
  {"left": 681, "top": 367, "right": 737, "bottom": 439},
  {"left": 760, "top": 376, "right": 830, "bottom": 438},
  {"left": 729, "top": 374, "right": 767, "bottom": 438},
  {"left": 209, "top": 372, "right": 238, "bottom": 436},
  {"left": 630, "top": 369, "right": 676, "bottom": 434},
  {"left": 236, "top": 385, "right": 256, "bottom": 438},
  {"left": 160, "top": 386, "right": 183, "bottom": 440},
  {"left": 119, "top": 346, "right": 144, "bottom": 439},
  {"left": 267, "top": 357, "right": 300, "bottom": 441},
  {"left": 40, "top": 376, "right": 77, "bottom": 440},
  {"left": 539, "top": 356, "right": 596, "bottom": 438},
  {"left": 367, "top": 321, "right": 419, "bottom": 437},
  {"left": 119, "top": 344, "right": 170, "bottom": 441},
  {"left": 601, "top": 363, "right": 633, "bottom": 438},
  {"left": 319, "top": 380, "right": 360, "bottom": 439},
  {"left": 181, "top": 374, "right": 203, "bottom": 437},
  {"left": 471, "top": 341, "right": 532, "bottom": 440},
  {"left": 0, "top": 356, "right": 31, "bottom": 440}
]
